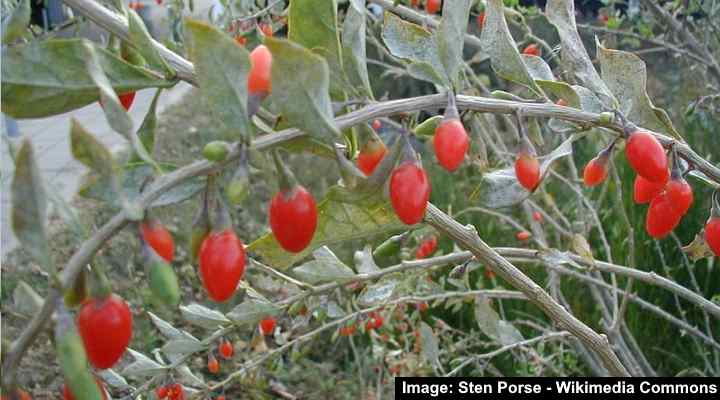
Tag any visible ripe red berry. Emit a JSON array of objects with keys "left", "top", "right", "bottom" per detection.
[
  {"left": 248, "top": 45, "right": 272, "bottom": 97},
  {"left": 199, "top": 229, "right": 246, "bottom": 302},
  {"left": 339, "top": 323, "right": 357, "bottom": 336},
  {"left": 625, "top": 130, "right": 668, "bottom": 183},
  {"left": 140, "top": 219, "right": 175, "bottom": 262},
  {"left": 357, "top": 137, "right": 388, "bottom": 176},
  {"left": 77, "top": 294, "right": 133, "bottom": 369},
  {"left": 633, "top": 175, "right": 665, "bottom": 204},
  {"left": 156, "top": 386, "right": 169, "bottom": 399},
  {"left": 583, "top": 156, "right": 608, "bottom": 187},
  {"left": 63, "top": 379, "right": 107, "bottom": 400},
  {"left": 167, "top": 384, "right": 184, "bottom": 400},
  {"left": 207, "top": 354, "right": 220, "bottom": 374},
  {"left": 532, "top": 211, "right": 543, "bottom": 223},
  {"left": 373, "top": 315, "right": 384, "bottom": 329},
  {"left": 118, "top": 92, "right": 136, "bottom": 111},
  {"left": 646, "top": 192, "right": 682, "bottom": 238},
  {"left": 515, "top": 153, "right": 541, "bottom": 191},
  {"left": 219, "top": 340, "right": 234, "bottom": 359},
  {"left": 390, "top": 162, "right": 431, "bottom": 225},
  {"left": 414, "top": 236, "right": 438, "bottom": 259},
  {"left": 705, "top": 217, "right": 720, "bottom": 256},
  {"left": 665, "top": 177, "right": 693, "bottom": 215},
  {"left": 372, "top": 119, "right": 382, "bottom": 131},
  {"left": 259, "top": 317, "right": 276, "bottom": 336},
  {"left": 522, "top": 44, "right": 540, "bottom": 56},
  {"left": 269, "top": 185, "right": 318, "bottom": 253},
  {"left": 516, "top": 231, "right": 531, "bottom": 241},
  {"left": 433, "top": 118, "right": 469, "bottom": 172},
  {"left": 477, "top": 12, "right": 485, "bottom": 29},
  {"left": 426, "top": 0, "right": 441, "bottom": 14}
]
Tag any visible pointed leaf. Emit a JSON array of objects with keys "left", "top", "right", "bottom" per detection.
[
  {"left": 227, "top": 299, "right": 281, "bottom": 325},
  {"left": 70, "top": 119, "right": 118, "bottom": 180},
  {"left": 129, "top": 89, "right": 162, "bottom": 164},
  {"left": 162, "top": 339, "right": 206, "bottom": 355},
  {"left": 1, "top": 39, "right": 172, "bottom": 118},
  {"left": 185, "top": 19, "right": 252, "bottom": 141},
  {"left": 293, "top": 246, "right": 356, "bottom": 284},
  {"left": 481, "top": 0, "right": 541, "bottom": 95},
  {"left": 265, "top": 37, "right": 340, "bottom": 140},
  {"left": 523, "top": 55, "right": 555, "bottom": 81},
  {"left": 436, "top": 0, "right": 472, "bottom": 83},
  {"left": 354, "top": 245, "right": 381, "bottom": 274},
  {"left": 97, "top": 369, "right": 129, "bottom": 389},
  {"left": 11, "top": 140, "right": 51, "bottom": 269},
  {"left": 179, "top": 303, "right": 230, "bottom": 329},
  {"left": 357, "top": 280, "right": 398, "bottom": 306},
  {"left": 148, "top": 312, "right": 198, "bottom": 341},
  {"left": 177, "top": 365, "right": 206, "bottom": 388},
  {"left": 419, "top": 322, "right": 439, "bottom": 367},
  {"left": 122, "top": 349, "right": 167, "bottom": 377},
  {"left": 127, "top": 9, "right": 173, "bottom": 76},
  {"left": 342, "top": 0, "right": 373, "bottom": 98}
]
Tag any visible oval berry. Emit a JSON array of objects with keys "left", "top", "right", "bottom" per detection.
[
  {"left": 705, "top": 217, "right": 720, "bottom": 256},
  {"left": 357, "top": 138, "right": 388, "bottom": 176},
  {"left": 372, "top": 119, "right": 382, "bottom": 131},
  {"left": 426, "top": 0, "right": 441, "bottom": 14},
  {"left": 199, "top": 229, "right": 246, "bottom": 302},
  {"left": 645, "top": 192, "right": 682, "bottom": 238},
  {"left": 583, "top": 156, "right": 608, "bottom": 187},
  {"left": 633, "top": 175, "right": 665, "bottom": 204},
  {"left": 63, "top": 379, "right": 107, "bottom": 400},
  {"left": 269, "top": 185, "right": 318, "bottom": 253},
  {"left": 248, "top": 45, "right": 272, "bottom": 97},
  {"left": 259, "top": 317, "right": 276, "bottom": 336},
  {"left": 515, "top": 153, "right": 541, "bottom": 191},
  {"left": 219, "top": 340, "right": 234, "bottom": 359},
  {"left": 433, "top": 119, "right": 469, "bottom": 172},
  {"left": 77, "top": 294, "right": 132, "bottom": 369},
  {"left": 532, "top": 211, "right": 543, "bottom": 223},
  {"left": 390, "top": 162, "right": 431, "bottom": 225},
  {"left": 207, "top": 355, "right": 220, "bottom": 374},
  {"left": 414, "top": 236, "right": 437, "bottom": 259},
  {"left": 625, "top": 130, "right": 668, "bottom": 183},
  {"left": 141, "top": 219, "right": 174, "bottom": 262},
  {"left": 522, "top": 44, "right": 540, "bottom": 56},
  {"left": 516, "top": 231, "right": 531, "bottom": 241},
  {"left": 477, "top": 12, "right": 485, "bottom": 29},
  {"left": 156, "top": 386, "right": 168, "bottom": 399},
  {"left": 665, "top": 178, "right": 693, "bottom": 215}
]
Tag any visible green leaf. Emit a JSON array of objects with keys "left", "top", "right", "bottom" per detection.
[
  {"left": 481, "top": 0, "right": 542, "bottom": 95},
  {"left": 185, "top": 19, "right": 252, "bottom": 141},
  {"left": 129, "top": 89, "right": 162, "bottom": 164},
  {"left": 545, "top": 0, "right": 615, "bottom": 106},
  {"left": 70, "top": 119, "right": 119, "bottom": 185},
  {"left": 179, "top": 303, "right": 230, "bottom": 329},
  {"left": 122, "top": 349, "right": 167, "bottom": 377},
  {"left": 522, "top": 55, "right": 555, "bottom": 81},
  {"left": 381, "top": 12, "right": 447, "bottom": 86},
  {"left": 265, "top": 37, "right": 341, "bottom": 141},
  {"left": 596, "top": 39, "right": 682, "bottom": 140},
  {"left": 288, "top": 0, "right": 344, "bottom": 99},
  {"left": 1, "top": 39, "right": 173, "bottom": 118},
  {"left": 11, "top": 140, "right": 51, "bottom": 269},
  {"left": 2, "top": 0, "right": 30, "bottom": 44},
  {"left": 341, "top": 0, "right": 373, "bottom": 98},
  {"left": 227, "top": 299, "right": 281, "bottom": 325},
  {"left": 127, "top": 9, "right": 174, "bottom": 77},
  {"left": 293, "top": 246, "right": 356, "bottom": 284},
  {"left": 436, "top": 0, "right": 472, "bottom": 84},
  {"left": 535, "top": 80, "right": 581, "bottom": 108},
  {"left": 357, "top": 280, "right": 398, "bottom": 306},
  {"left": 248, "top": 185, "right": 404, "bottom": 269},
  {"left": 419, "top": 322, "right": 440, "bottom": 367}
]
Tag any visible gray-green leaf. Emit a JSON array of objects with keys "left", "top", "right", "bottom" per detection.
[
  {"left": 227, "top": 299, "right": 281, "bottom": 325},
  {"left": 179, "top": 303, "right": 231, "bottom": 329},
  {"left": 2, "top": 0, "right": 30, "bottom": 44},
  {"left": 436, "top": 0, "right": 472, "bottom": 84},
  {"left": 293, "top": 246, "right": 356, "bottom": 284},
  {"left": 342, "top": 0, "right": 373, "bottom": 98}
]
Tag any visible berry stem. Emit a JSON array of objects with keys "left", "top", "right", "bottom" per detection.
[
  {"left": 88, "top": 263, "right": 112, "bottom": 300},
  {"left": 272, "top": 149, "right": 299, "bottom": 192},
  {"left": 443, "top": 90, "right": 460, "bottom": 121}
]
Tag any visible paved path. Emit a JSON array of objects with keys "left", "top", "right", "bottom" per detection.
[{"left": 1, "top": 0, "right": 219, "bottom": 258}]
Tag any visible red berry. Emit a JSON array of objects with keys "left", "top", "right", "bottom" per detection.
[
  {"left": 665, "top": 178, "right": 693, "bottom": 215},
  {"left": 269, "top": 185, "right": 318, "bottom": 253},
  {"left": 259, "top": 23, "right": 273, "bottom": 37},
  {"left": 522, "top": 44, "right": 540, "bottom": 56},
  {"left": 217, "top": 396, "right": 226, "bottom": 400},
  {"left": 433, "top": 118, "right": 469, "bottom": 172},
  {"left": 633, "top": 175, "right": 665, "bottom": 204},
  {"left": 390, "top": 162, "right": 431, "bottom": 225},
  {"left": 259, "top": 317, "right": 276, "bottom": 336},
  {"left": 118, "top": 92, "right": 136, "bottom": 111},
  {"left": 416, "top": 302, "right": 429, "bottom": 312},
  {"left": 705, "top": 217, "right": 720, "bottom": 256},
  {"left": 372, "top": 119, "right": 382, "bottom": 131},
  {"left": 167, "top": 384, "right": 184, "bottom": 400},
  {"left": 77, "top": 294, "right": 132, "bottom": 369},
  {"left": 532, "top": 211, "right": 543, "bottom": 223},
  {"left": 357, "top": 138, "right": 388, "bottom": 176},
  {"left": 207, "top": 354, "right": 220, "bottom": 374},
  {"left": 235, "top": 36, "right": 247, "bottom": 46},
  {"left": 646, "top": 192, "right": 682, "bottom": 238},
  {"left": 583, "top": 156, "right": 608, "bottom": 187},
  {"left": 426, "top": 0, "right": 441, "bottom": 14},
  {"left": 373, "top": 315, "right": 384, "bottom": 329},
  {"left": 63, "top": 379, "right": 107, "bottom": 400},
  {"left": 625, "top": 130, "right": 668, "bottom": 183},
  {"left": 414, "top": 236, "right": 437, "bottom": 259},
  {"left": 248, "top": 45, "right": 272, "bottom": 97},
  {"left": 219, "top": 340, "right": 234, "bottom": 359},
  {"left": 199, "top": 229, "right": 246, "bottom": 302},
  {"left": 141, "top": 219, "right": 175, "bottom": 262},
  {"left": 156, "top": 0, "right": 162, "bottom": 4},
  {"left": 484, "top": 268, "right": 496, "bottom": 279},
  {"left": 516, "top": 231, "right": 531, "bottom": 241},
  {"left": 477, "top": 12, "right": 485, "bottom": 29},
  {"left": 339, "top": 323, "right": 357, "bottom": 336},
  {"left": 156, "top": 386, "right": 169, "bottom": 399},
  {"left": 515, "top": 153, "right": 541, "bottom": 191}
]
